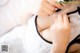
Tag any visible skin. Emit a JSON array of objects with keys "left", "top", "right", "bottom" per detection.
[
  {"left": 37, "top": 0, "right": 80, "bottom": 53},
  {"left": 37, "top": 0, "right": 62, "bottom": 31},
  {"left": 38, "top": 0, "right": 71, "bottom": 53},
  {"left": 37, "top": 0, "right": 80, "bottom": 31},
  {"left": 68, "top": 43, "right": 80, "bottom": 53},
  {"left": 38, "top": 0, "right": 62, "bottom": 18},
  {"left": 41, "top": 13, "right": 71, "bottom": 53}
]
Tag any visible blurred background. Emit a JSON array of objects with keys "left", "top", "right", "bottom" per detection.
[{"left": 0, "top": 0, "right": 41, "bottom": 36}]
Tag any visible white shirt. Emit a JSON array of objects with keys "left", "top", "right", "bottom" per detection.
[
  {"left": 0, "top": 11, "right": 80, "bottom": 53},
  {"left": 0, "top": 15, "right": 52, "bottom": 53}
]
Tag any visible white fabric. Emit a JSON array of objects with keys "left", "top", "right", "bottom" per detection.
[
  {"left": 0, "top": 12, "right": 80, "bottom": 53},
  {"left": 0, "top": 15, "right": 52, "bottom": 53}
]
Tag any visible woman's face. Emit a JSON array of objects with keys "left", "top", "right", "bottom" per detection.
[
  {"left": 60, "top": 0, "right": 80, "bottom": 7},
  {"left": 56, "top": 0, "right": 80, "bottom": 15}
]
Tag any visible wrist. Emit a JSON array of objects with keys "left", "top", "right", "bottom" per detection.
[{"left": 51, "top": 44, "right": 67, "bottom": 53}]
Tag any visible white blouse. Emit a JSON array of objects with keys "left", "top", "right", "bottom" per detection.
[{"left": 0, "top": 10, "right": 80, "bottom": 53}]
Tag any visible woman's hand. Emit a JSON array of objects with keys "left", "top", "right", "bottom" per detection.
[
  {"left": 38, "top": 0, "right": 62, "bottom": 18},
  {"left": 37, "top": 0, "right": 62, "bottom": 31},
  {"left": 41, "top": 14, "right": 71, "bottom": 53},
  {"left": 50, "top": 14, "right": 71, "bottom": 44}
]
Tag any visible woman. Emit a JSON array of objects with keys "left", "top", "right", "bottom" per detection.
[
  {"left": 0, "top": 0, "right": 79, "bottom": 53},
  {"left": 38, "top": 0, "right": 80, "bottom": 53}
]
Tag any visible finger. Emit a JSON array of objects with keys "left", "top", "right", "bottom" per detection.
[
  {"left": 47, "top": 0, "right": 62, "bottom": 9},
  {"left": 63, "top": 14, "right": 70, "bottom": 25},
  {"left": 57, "top": 14, "right": 63, "bottom": 23},
  {"left": 38, "top": 10, "right": 49, "bottom": 18},
  {"left": 42, "top": 0, "right": 46, "bottom": 2},
  {"left": 41, "top": 6, "right": 53, "bottom": 16},
  {"left": 46, "top": 1, "right": 56, "bottom": 12},
  {"left": 41, "top": 0, "right": 46, "bottom": 4}
]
